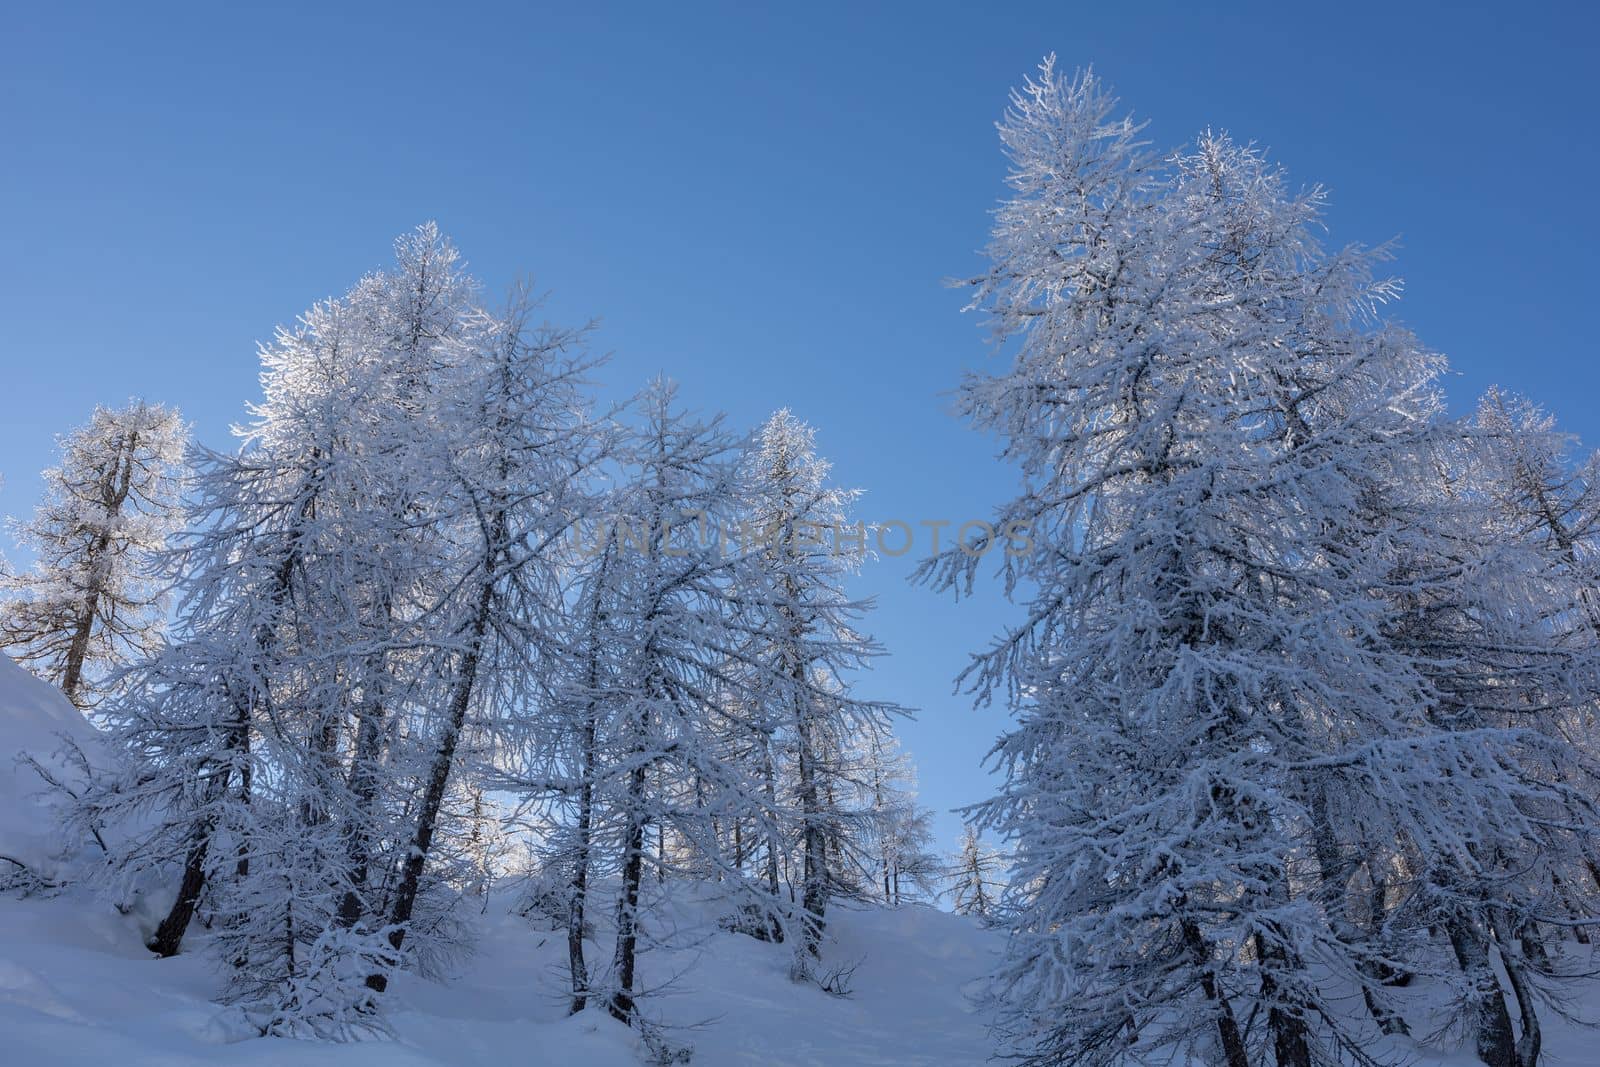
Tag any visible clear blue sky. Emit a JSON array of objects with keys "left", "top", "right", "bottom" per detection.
[{"left": 4, "top": 1, "right": 1597, "bottom": 855}]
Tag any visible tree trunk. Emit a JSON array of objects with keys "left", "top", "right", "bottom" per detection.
[
  {"left": 1447, "top": 916, "right": 1517, "bottom": 1067},
  {"left": 608, "top": 757, "right": 650, "bottom": 1023},
  {"left": 1255, "top": 930, "right": 1312, "bottom": 1067},
  {"left": 148, "top": 824, "right": 213, "bottom": 957},
  {"left": 59, "top": 584, "right": 102, "bottom": 708},
  {"left": 567, "top": 704, "right": 598, "bottom": 1014},
  {"left": 1307, "top": 781, "right": 1409, "bottom": 1035},
  {"left": 760, "top": 734, "right": 784, "bottom": 943},
  {"left": 795, "top": 704, "right": 826, "bottom": 963},
  {"left": 336, "top": 685, "right": 386, "bottom": 929},
  {"left": 369, "top": 579, "right": 493, "bottom": 992},
  {"left": 1491, "top": 915, "right": 1544, "bottom": 1067},
  {"left": 656, "top": 817, "right": 666, "bottom": 884},
  {"left": 61, "top": 432, "right": 137, "bottom": 707},
  {"left": 1182, "top": 919, "right": 1249, "bottom": 1067}
]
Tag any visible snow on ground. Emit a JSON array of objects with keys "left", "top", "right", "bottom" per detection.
[
  {"left": 3, "top": 656, "right": 1600, "bottom": 1066},
  {"left": 0, "top": 886, "right": 1001, "bottom": 1066},
  {"left": 0, "top": 651, "right": 1007, "bottom": 1065},
  {"left": 0, "top": 654, "right": 101, "bottom": 877}
]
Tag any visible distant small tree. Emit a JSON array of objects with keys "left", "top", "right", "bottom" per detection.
[
  {"left": 1, "top": 400, "right": 186, "bottom": 707},
  {"left": 856, "top": 731, "right": 939, "bottom": 906},
  {"left": 946, "top": 826, "right": 1003, "bottom": 921}
]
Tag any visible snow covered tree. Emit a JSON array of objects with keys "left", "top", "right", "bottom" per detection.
[
  {"left": 1469, "top": 388, "right": 1600, "bottom": 915},
  {"left": 737, "top": 409, "right": 906, "bottom": 976},
  {"left": 587, "top": 380, "right": 772, "bottom": 1024},
  {"left": 920, "top": 60, "right": 1600, "bottom": 1067},
  {"left": 519, "top": 530, "right": 625, "bottom": 1014},
  {"left": 1375, "top": 403, "right": 1600, "bottom": 1067},
  {"left": 85, "top": 264, "right": 434, "bottom": 965},
  {"left": 851, "top": 729, "right": 939, "bottom": 906},
  {"left": 368, "top": 273, "right": 606, "bottom": 991},
  {"left": 2, "top": 400, "right": 186, "bottom": 708},
  {"left": 947, "top": 826, "right": 1004, "bottom": 921},
  {"left": 74, "top": 226, "right": 607, "bottom": 1041}
]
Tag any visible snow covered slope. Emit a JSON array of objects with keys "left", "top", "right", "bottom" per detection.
[
  {"left": 1, "top": 658, "right": 1597, "bottom": 1065},
  {"left": 3, "top": 870, "right": 1600, "bottom": 1064},
  {"left": 0, "top": 654, "right": 99, "bottom": 877},
  {"left": 0, "top": 888, "right": 1000, "bottom": 1066}
]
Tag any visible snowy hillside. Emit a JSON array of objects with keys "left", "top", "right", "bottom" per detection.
[
  {"left": 0, "top": 653, "right": 1598, "bottom": 1065},
  {"left": 5, "top": 869, "right": 1600, "bottom": 1067},
  {"left": 0, "top": 653, "right": 1010, "bottom": 1065},
  {"left": 0, "top": 885, "right": 1003, "bottom": 1065},
  {"left": 0, "top": 654, "right": 100, "bottom": 879}
]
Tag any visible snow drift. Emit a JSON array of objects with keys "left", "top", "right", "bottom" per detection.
[{"left": 0, "top": 654, "right": 99, "bottom": 879}]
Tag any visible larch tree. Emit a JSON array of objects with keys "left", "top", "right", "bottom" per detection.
[
  {"left": 370, "top": 273, "right": 606, "bottom": 991},
  {"left": 85, "top": 260, "right": 439, "bottom": 972},
  {"left": 917, "top": 60, "right": 1600, "bottom": 1067},
  {"left": 75, "top": 225, "right": 608, "bottom": 1040},
  {"left": 738, "top": 409, "right": 906, "bottom": 977},
  {"left": 850, "top": 728, "right": 939, "bottom": 907},
  {"left": 591, "top": 379, "right": 767, "bottom": 1026},
  {"left": 947, "top": 826, "right": 1004, "bottom": 922},
  {"left": 495, "top": 379, "right": 778, "bottom": 1030},
  {"left": 2, "top": 400, "right": 186, "bottom": 708},
  {"left": 1378, "top": 401, "right": 1600, "bottom": 1067}
]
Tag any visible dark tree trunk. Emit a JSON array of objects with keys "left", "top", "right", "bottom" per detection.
[
  {"left": 795, "top": 709, "right": 826, "bottom": 961},
  {"left": 1307, "top": 782, "right": 1409, "bottom": 1035},
  {"left": 336, "top": 687, "right": 386, "bottom": 929},
  {"left": 60, "top": 584, "right": 102, "bottom": 708},
  {"left": 1448, "top": 916, "right": 1517, "bottom": 1067},
  {"left": 369, "top": 581, "right": 493, "bottom": 993},
  {"left": 567, "top": 699, "right": 599, "bottom": 1014},
  {"left": 1491, "top": 915, "right": 1544, "bottom": 1067},
  {"left": 148, "top": 826, "right": 213, "bottom": 957},
  {"left": 370, "top": 469, "right": 505, "bottom": 983},
  {"left": 60, "top": 432, "right": 138, "bottom": 708},
  {"left": 607, "top": 758, "right": 650, "bottom": 1024},
  {"left": 1182, "top": 919, "right": 1249, "bottom": 1067},
  {"left": 760, "top": 735, "right": 784, "bottom": 943},
  {"left": 1256, "top": 931, "right": 1312, "bottom": 1067}
]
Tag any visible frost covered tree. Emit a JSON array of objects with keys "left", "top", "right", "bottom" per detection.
[
  {"left": 853, "top": 730, "right": 939, "bottom": 906},
  {"left": 75, "top": 226, "right": 607, "bottom": 1039},
  {"left": 586, "top": 381, "right": 775, "bottom": 1025},
  {"left": 84, "top": 255, "right": 452, "bottom": 968},
  {"left": 921, "top": 60, "right": 1600, "bottom": 1067},
  {"left": 516, "top": 529, "right": 625, "bottom": 1014},
  {"left": 738, "top": 409, "right": 906, "bottom": 976},
  {"left": 495, "top": 388, "right": 914, "bottom": 1026},
  {"left": 1380, "top": 402, "right": 1600, "bottom": 1067},
  {"left": 491, "top": 379, "right": 775, "bottom": 1025},
  {"left": 1473, "top": 388, "right": 1600, "bottom": 641},
  {"left": 946, "top": 826, "right": 1004, "bottom": 921},
  {"left": 368, "top": 280, "right": 605, "bottom": 990},
  {"left": 1, "top": 400, "right": 186, "bottom": 708}
]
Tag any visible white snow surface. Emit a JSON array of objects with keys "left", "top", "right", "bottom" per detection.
[
  {"left": 0, "top": 654, "right": 100, "bottom": 875},
  {"left": 0, "top": 888, "right": 1002, "bottom": 1065},
  {"left": 3, "top": 657, "right": 1600, "bottom": 1065},
  {"left": 0, "top": 652, "right": 1009, "bottom": 1065}
]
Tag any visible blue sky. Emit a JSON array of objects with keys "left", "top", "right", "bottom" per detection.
[{"left": 4, "top": 1, "right": 1597, "bottom": 854}]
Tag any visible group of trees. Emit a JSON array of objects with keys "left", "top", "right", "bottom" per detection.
[
  {"left": 8, "top": 60, "right": 1597, "bottom": 1067},
  {"left": 0, "top": 225, "right": 935, "bottom": 1042},
  {"left": 920, "top": 60, "right": 1600, "bottom": 1067}
]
